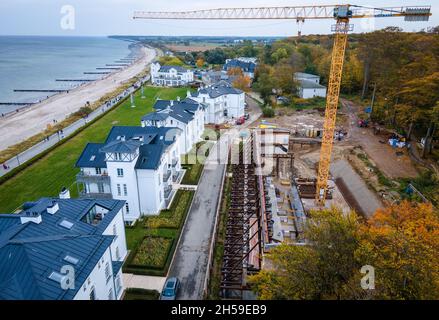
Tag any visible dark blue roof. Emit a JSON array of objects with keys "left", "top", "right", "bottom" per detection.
[
  {"left": 147, "top": 100, "right": 197, "bottom": 125},
  {"left": 223, "top": 59, "right": 256, "bottom": 73},
  {"left": 77, "top": 126, "right": 181, "bottom": 171},
  {"left": 75, "top": 143, "right": 106, "bottom": 168},
  {"left": 0, "top": 197, "right": 125, "bottom": 300}
]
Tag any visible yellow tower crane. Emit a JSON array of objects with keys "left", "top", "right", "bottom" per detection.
[{"left": 134, "top": 4, "right": 431, "bottom": 205}]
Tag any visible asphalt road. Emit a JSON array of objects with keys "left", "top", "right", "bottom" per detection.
[{"left": 169, "top": 95, "right": 261, "bottom": 300}]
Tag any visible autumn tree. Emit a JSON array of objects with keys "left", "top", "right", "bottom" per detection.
[
  {"left": 249, "top": 202, "right": 439, "bottom": 300},
  {"left": 227, "top": 67, "right": 244, "bottom": 76},
  {"left": 232, "top": 74, "right": 252, "bottom": 92},
  {"left": 196, "top": 58, "right": 205, "bottom": 69}
]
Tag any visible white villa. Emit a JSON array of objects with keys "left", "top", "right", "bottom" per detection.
[
  {"left": 294, "top": 72, "right": 327, "bottom": 99},
  {"left": 189, "top": 81, "right": 245, "bottom": 124},
  {"left": 142, "top": 97, "right": 206, "bottom": 153},
  {"left": 76, "top": 126, "right": 184, "bottom": 224},
  {"left": 151, "top": 62, "right": 194, "bottom": 87},
  {"left": 223, "top": 57, "right": 257, "bottom": 79},
  {"left": 0, "top": 196, "right": 128, "bottom": 300}
]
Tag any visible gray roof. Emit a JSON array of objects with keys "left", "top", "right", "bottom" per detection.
[
  {"left": 0, "top": 197, "right": 125, "bottom": 300},
  {"left": 295, "top": 72, "right": 320, "bottom": 79},
  {"left": 100, "top": 139, "right": 142, "bottom": 154},
  {"left": 191, "top": 82, "right": 243, "bottom": 99},
  {"left": 298, "top": 79, "right": 326, "bottom": 89},
  {"left": 223, "top": 59, "right": 256, "bottom": 73},
  {"left": 159, "top": 65, "right": 189, "bottom": 73}
]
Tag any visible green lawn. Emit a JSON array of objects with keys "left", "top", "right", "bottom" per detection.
[
  {"left": 124, "top": 190, "right": 195, "bottom": 276},
  {"left": 0, "top": 86, "right": 188, "bottom": 213}
]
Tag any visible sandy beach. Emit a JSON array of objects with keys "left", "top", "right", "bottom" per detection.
[{"left": 0, "top": 46, "right": 157, "bottom": 152}]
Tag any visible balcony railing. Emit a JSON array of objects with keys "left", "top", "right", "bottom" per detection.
[
  {"left": 163, "top": 170, "right": 172, "bottom": 182},
  {"left": 76, "top": 172, "right": 111, "bottom": 183},
  {"left": 79, "top": 191, "right": 113, "bottom": 199}
]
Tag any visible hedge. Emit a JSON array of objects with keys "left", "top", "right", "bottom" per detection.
[{"left": 123, "top": 288, "right": 160, "bottom": 300}]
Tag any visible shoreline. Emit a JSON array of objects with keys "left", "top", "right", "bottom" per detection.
[{"left": 0, "top": 44, "right": 157, "bottom": 152}]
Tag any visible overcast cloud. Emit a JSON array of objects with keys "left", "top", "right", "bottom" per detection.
[{"left": 0, "top": 0, "right": 437, "bottom": 36}]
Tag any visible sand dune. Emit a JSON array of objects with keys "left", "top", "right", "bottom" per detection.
[{"left": 0, "top": 46, "right": 156, "bottom": 152}]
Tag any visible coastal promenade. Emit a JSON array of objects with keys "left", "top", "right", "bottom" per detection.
[
  {"left": 0, "top": 47, "right": 159, "bottom": 177},
  {"left": 0, "top": 46, "right": 157, "bottom": 152}
]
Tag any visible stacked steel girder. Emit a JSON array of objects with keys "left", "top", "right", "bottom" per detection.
[{"left": 220, "top": 139, "right": 263, "bottom": 299}]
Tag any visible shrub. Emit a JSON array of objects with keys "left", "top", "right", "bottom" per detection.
[
  {"left": 131, "top": 237, "right": 173, "bottom": 268},
  {"left": 262, "top": 106, "right": 275, "bottom": 118},
  {"left": 144, "top": 190, "right": 194, "bottom": 229},
  {"left": 124, "top": 288, "right": 160, "bottom": 300}
]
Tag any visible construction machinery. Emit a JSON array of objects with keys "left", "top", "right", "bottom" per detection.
[{"left": 134, "top": 4, "right": 431, "bottom": 205}]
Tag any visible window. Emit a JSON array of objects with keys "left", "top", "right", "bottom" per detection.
[
  {"left": 158, "top": 174, "right": 161, "bottom": 185},
  {"left": 98, "top": 183, "right": 105, "bottom": 194},
  {"left": 89, "top": 287, "right": 96, "bottom": 300},
  {"left": 117, "top": 168, "right": 124, "bottom": 177},
  {"left": 116, "top": 153, "right": 123, "bottom": 161},
  {"left": 115, "top": 276, "right": 121, "bottom": 296},
  {"left": 116, "top": 247, "right": 120, "bottom": 260},
  {"left": 112, "top": 224, "right": 117, "bottom": 236},
  {"left": 116, "top": 184, "right": 121, "bottom": 196},
  {"left": 125, "top": 202, "right": 130, "bottom": 213},
  {"left": 123, "top": 184, "right": 128, "bottom": 196},
  {"left": 95, "top": 167, "right": 102, "bottom": 175},
  {"left": 105, "top": 262, "right": 111, "bottom": 283},
  {"left": 170, "top": 120, "right": 173, "bottom": 125},
  {"left": 108, "top": 289, "right": 114, "bottom": 300}
]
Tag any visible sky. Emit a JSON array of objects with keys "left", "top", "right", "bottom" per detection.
[{"left": 0, "top": 0, "right": 437, "bottom": 37}]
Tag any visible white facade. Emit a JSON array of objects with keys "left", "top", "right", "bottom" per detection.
[
  {"left": 77, "top": 128, "right": 184, "bottom": 224},
  {"left": 189, "top": 83, "right": 245, "bottom": 125},
  {"left": 294, "top": 72, "right": 327, "bottom": 99},
  {"left": 151, "top": 62, "right": 194, "bottom": 87},
  {"left": 141, "top": 99, "right": 205, "bottom": 154},
  {"left": 73, "top": 206, "right": 127, "bottom": 300}
]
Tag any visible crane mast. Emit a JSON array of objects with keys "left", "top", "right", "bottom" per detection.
[{"left": 134, "top": 4, "right": 431, "bottom": 205}]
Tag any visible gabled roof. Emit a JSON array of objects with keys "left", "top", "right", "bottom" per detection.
[
  {"left": 75, "top": 143, "right": 106, "bottom": 168},
  {"left": 0, "top": 197, "right": 125, "bottom": 300},
  {"left": 146, "top": 99, "right": 203, "bottom": 124},
  {"left": 294, "top": 72, "right": 320, "bottom": 79},
  {"left": 298, "top": 79, "right": 326, "bottom": 89}
]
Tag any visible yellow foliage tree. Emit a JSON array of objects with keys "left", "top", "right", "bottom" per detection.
[{"left": 196, "top": 58, "right": 205, "bottom": 69}]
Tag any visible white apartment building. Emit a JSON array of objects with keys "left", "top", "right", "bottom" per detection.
[
  {"left": 0, "top": 196, "right": 128, "bottom": 300},
  {"left": 151, "top": 62, "right": 194, "bottom": 87},
  {"left": 76, "top": 126, "right": 183, "bottom": 224},
  {"left": 189, "top": 81, "right": 245, "bottom": 124},
  {"left": 294, "top": 72, "right": 327, "bottom": 99},
  {"left": 141, "top": 97, "right": 206, "bottom": 153}
]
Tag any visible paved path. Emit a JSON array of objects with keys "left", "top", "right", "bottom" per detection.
[
  {"left": 168, "top": 95, "right": 261, "bottom": 300},
  {"left": 123, "top": 273, "right": 166, "bottom": 292},
  {"left": 0, "top": 47, "right": 162, "bottom": 178},
  {"left": 331, "top": 159, "right": 382, "bottom": 218}
]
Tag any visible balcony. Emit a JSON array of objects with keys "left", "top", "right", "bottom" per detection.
[
  {"left": 79, "top": 191, "right": 113, "bottom": 199},
  {"left": 163, "top": 170, "right": 172, "bottom": 182},
  {"left": 76, "top": 172, "right": 111, "bottom": 184}
]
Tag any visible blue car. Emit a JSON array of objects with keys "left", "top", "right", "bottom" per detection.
[{"left": 160, "top": 277, "right": 180, "bottom": 300}]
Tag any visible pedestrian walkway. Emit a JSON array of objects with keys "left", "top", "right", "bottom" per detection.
[
  {"left": 123, "top": 273, "right": 166, "bottom": 292},
  {"left": 0, "top": 75, "right": 150, "bottom": 178}
]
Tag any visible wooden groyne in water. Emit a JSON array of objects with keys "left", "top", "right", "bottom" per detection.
[
  {"left": 13, "top": 89, "right": 68, "bottom": 93},
  {"left": 55, "top": 79, "right": 94, "bottom": 82}
]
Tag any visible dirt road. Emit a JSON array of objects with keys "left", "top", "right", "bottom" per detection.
[{"left": 340, "top": 98, "right": 418, "bottom": 179}]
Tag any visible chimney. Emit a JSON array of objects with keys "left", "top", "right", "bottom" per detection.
[
  {"left": 170, "top": 100, "right": 174, "bottom": 107},
  {"left": 121, "top": 135, "right": 126, "bottom": 141},
  {"left": 59, "top": 187, "right": 70, "bottom": 199},
  {"left": 177, "top": 96, "right": 180, "bottom": 102},
  {"left": 20, "top": 211, "right": 42, "bottom": 225},
  {"left": 47, "top": 201, "right": 59, "bottom": 215},
  {"left": 187, "top": 90, "right": 191, "bottom": 98}
]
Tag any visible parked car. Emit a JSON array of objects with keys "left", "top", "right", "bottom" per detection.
[
  {"left": 236, "top": 116, "right": 245, "bottom": 125},
  {"left": 160, "top": 277, "right": 180, "bottom": 300}
]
